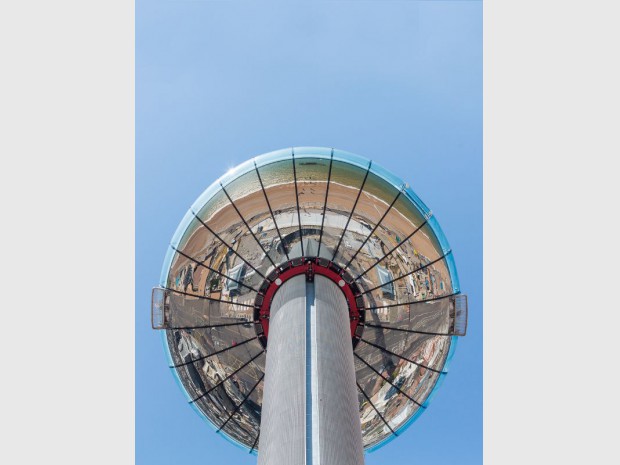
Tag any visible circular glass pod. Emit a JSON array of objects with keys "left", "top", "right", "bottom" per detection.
[{"left": 154, "top": 147, "right": 466, "bottom": 453}]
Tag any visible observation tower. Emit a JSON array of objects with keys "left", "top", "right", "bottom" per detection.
[{"left": 152, "top": 147, "right": 468, "bottom": 464}]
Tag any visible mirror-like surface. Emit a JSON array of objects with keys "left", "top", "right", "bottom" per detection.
[{"left": 159, "top": 148, "right": 463, "bottom": 452}]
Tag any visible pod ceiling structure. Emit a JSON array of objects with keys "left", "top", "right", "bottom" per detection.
[{"left": 152, "top": 147, "right": 467, "bottom": 454}]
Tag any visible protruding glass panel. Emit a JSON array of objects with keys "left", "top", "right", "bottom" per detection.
[
  {"left": 151, "top": 287, "right": 169, "bottom": 329},
  {"left": 451, "top": 294, "right": 468, "bottom": 336}
]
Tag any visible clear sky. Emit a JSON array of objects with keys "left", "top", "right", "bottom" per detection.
[{"left": 136, "top": 1, "right": 482, "bottom": 464}]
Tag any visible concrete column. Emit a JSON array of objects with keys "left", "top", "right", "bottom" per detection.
[{"left": 258, "top": 275, "right": 364, "bottom": 465}]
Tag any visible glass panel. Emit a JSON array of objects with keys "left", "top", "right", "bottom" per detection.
[
  {"left": 192, "top": 383, "right": 231, "bottom": 426},
  {"left": 359, "top": 256, "right": 453, "bottom": 307},
  {"left": 221, "top": 416, "right": 255, "bottom": 447},
  {"left": 453, "top": 294, "right": 468, "bottom": 336},
  {"left": 354, "top": 349, "right": 423, "bottom": 445},
  {"left": 322, "top": 160, "right": 369, "bottom": 262},
  {"left": 220, "top": 352, "right": 266, "bottom": 433},
  {"left": 296, "top": 157, "right": 330, "bottom": 236},
  {"left": 359, "top": 329, "right": 448, "bottom": 399},
  {"left": 345, "top": 195, "right": 422, "bottom": 279},
  {"left": 205, "top": 325, "right": 264, "bottom": 362},
  {"left": 368, "top": 162, "right": 406, "bottom": 193},
  {"left": 292, "top": 147, "right": 333, "bottom": 159},
  {"left": 331, "top": 148, "right": 371, "bottom": 171},
  {"left": 192, "top": 189, "right": 267, "bottom": 282},
  {"left": 358, "top": 385, "right": 392, "bottom": 448},
  {"left": 335, "top": 171, "right": 400, "bottom": 267},
  {"left": 235, "top": 377, "right": 264, "bottom": 432},
  {"left": 167, "top": 332, "right": 265, "bottom": 448},
  {"left": 151, "top": 287, "right": 167, "bottom": 329},
  {"left": 253, "top": 147, "right": 292, "bottom": 168},
  {"left": 222, "top": 168, "right": 285, "bottom": 271},
  {"left": 384, "top": 392, "right": 421, "bottom": 432},
  {"left": 165, "top": 329, "right": 203, "bottom": 369},
  {"left": 167, "top": 242, "right": 261, "bottom": 301},
  {"left": 256, "top": 159, "right": 301, "bottom": 258}
]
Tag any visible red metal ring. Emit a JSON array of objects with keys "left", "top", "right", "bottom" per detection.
[{"left": 253, "top": 258, "right": 365, "bottom": 349}]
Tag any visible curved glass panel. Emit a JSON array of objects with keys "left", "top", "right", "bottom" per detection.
[{"left": 158, "top": 147, "right": 463, "bottom": 452}]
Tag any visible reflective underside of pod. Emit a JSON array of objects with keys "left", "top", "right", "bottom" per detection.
[{"left": 157, "top": 148, "right": 465, "bottom": 452}]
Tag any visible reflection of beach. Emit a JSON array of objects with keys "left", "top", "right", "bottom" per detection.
[
  {"left": 174, "top": 178, "right": 444, "bottom": 289},
  {"left": 218, "top": 179, "right": 439, "bottom": 258}
]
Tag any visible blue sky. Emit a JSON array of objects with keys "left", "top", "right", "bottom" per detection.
[{"left": 136, "top": 1, "right": 482, "bottom": 464}]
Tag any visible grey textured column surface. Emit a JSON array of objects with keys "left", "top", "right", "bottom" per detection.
[
  {"left": 258, "top": 275, "right": 306, "bottom": 465},
  {"left": 313, "top": 275, "right": 365, "bottom": 465},
  {"left": 258, "top": 275, "right": 364, "bottom": 465}
]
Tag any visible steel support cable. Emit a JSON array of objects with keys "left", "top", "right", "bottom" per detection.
[
  {"left": 217, "top": 373, "right": 265, "bottom": 432},
  {"left": 250, "top": 432, "right": 260, "bottom": 453},
  {"left": 362, "top": 292, "right": 457, "bottom": 310},
  {"left": 292, "top": 149, "right": 304, "bottom": 257},
  {"left": 316, "top": 149, "right": 334, "bottom": 258},
  {"left": 191, "top": 210, "right": 268, "bottom": 281},
  {"left": 342, "top": 185, "right": 405, "bottom": 272},
  {"left": 190, "top": 351, "right": 264, "bottom": 404},
  {"left": 354, "top": 353, "right": 425, "bottom": 408},
  {"left": 354, "top": 219, "right": 429, "bottom": 282},
  {"left": 171, "top": 246, "right": 259, "bottom": 293},
  {"left": 220, "top": 183, "right": 278, "bottom": 269},
  {"left": 358, "top": 338, "right": 447, "bottom": 375},
  {"left": 363, "top": 323, "right": 453, "bottom": 337},
  {"left": 170, "top": 336, "right": 258, "bottom": 368},
  {"left": 331, "top": 161, "right": 372, "bottom": 262},
  {"left": 254, "top": 161, "right": 290, "bottom": 261},
  {"left": 359, "top": 251, "right": 451, "bottom": 295},
  {"left": 168, "top": 321, "right": 255, "bottom": 331},
  {"left": 162, "top": 287, "right": 255, "bottom": 308},
  {"left": 356, "top": 382, "right": 398, "bottom": 436}
]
